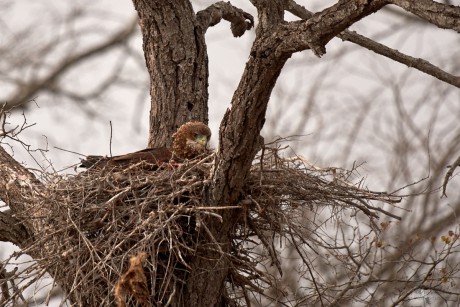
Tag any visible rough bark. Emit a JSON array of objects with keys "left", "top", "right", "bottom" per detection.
[
  {"left": 132, "top": 0, "right": 209, "bottom": 148},
  {"left": 0, "top": 147, "right": 45, "bottom": 239},
  {"left": 388, "top": 0, "right": 460, "bottom": 31},
  {"left": 0, "top": 210, "right": 30, "bottom": 247},
  {"left": 196, "top": 1, "right": 254, "bottom": 37},
  {"left": 210, "top": 0, "right": 388, "bottom": 205}
]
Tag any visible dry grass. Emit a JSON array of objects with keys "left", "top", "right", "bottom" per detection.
[{"left": 2, "top": 147, "right": 401, "bottom": 306}]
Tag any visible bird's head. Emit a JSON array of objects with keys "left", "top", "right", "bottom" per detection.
[{"left": 172, "top": 122, "right": 211, "bottom": 159}]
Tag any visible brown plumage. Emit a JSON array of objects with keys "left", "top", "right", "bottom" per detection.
[
  {"left": 114, "top": 252, "right": 150, "bottom": 307},
  {"left": 80, "top": 122, "right": 211, "bottom": 169}
]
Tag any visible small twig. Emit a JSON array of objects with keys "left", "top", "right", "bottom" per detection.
[
  {"left": 442, "top": 155, "right": 460, "bottom": 197},
  {"left": 189, "top": 205, "right": 241, "bottom": 211},
  {"left": 289, "top": 232, "right": 324, "bottom": 307},
  {"left": 109, "top": 120, "right": 113, "bottom": 157},
  {"left": 179, "top": 152, "right": 215, "bottom": 180},
  {"left": 54, "top": 146, "right": 86, "bottom": 157}
]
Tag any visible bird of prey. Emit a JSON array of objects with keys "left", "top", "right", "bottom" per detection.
[{"left": 80, "top": 122, "right": 211, "bottom": 169}]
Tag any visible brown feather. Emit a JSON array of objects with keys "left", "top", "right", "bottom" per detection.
[
  {"left": 111, "top": 147, "right": 172, "bottom": 164},
  {"left": 80, "top": 122, "right": 211, "bottom": 168},
  {"left": 172, "top": 122, "right": 211, "bottom": 159}
]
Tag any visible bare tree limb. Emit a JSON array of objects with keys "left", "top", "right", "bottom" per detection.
[
  {"left": 442, "top": 154, "right": 460, "bottom": 197},
  {"left": 278, "top": 0, "right": 387, "bottom": 57},
  {"left": 388, "top": 0, "right": 460, "bottom": 32},
  {"left": 0, "top": 266, "right": 16, "bottom": 304},
  {"left": 0, "top": 146, "right": 45, "bottom": 236},
  {"left": 285, "top": 0, "right": 460, "bottom": 88},
  {"left": 196, "top": 1, "right": 254, "bottom": 37},
  {"left": 211, "top": 0, "right": 390, "bottom": 204},
  {"left": 249, "top": 0, "right": 285, "bottom": 31},
  {"left": 0, "top": 209, "right": 30, "bottom": 247},
  {"left": 340, "top": 30, "right": 460, "bottom": 88},
  {"left": 4, "top": 18, "right": 138, "bottom": 110}
]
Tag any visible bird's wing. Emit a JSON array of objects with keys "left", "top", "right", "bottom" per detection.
[
  {"left": 80, "top": 147, "right": 173, "bottom": 169},
  {"left": 111, "top": 147, "right": 172, "bottom": 163}
]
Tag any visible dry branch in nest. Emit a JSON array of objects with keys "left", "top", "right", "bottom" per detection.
[{"left": 2, "top": 147, "right": 402, "bottom": 306}]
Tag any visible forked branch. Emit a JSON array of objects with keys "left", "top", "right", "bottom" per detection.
[
  {"left": 196, "top": 2, "right": 254, "bottom": 37},
  {"left": 388, "top": 0, "right": 460, "bottom": 32},
  {"left": 284, "top": 0, "right": 460, "bottom": 88}
]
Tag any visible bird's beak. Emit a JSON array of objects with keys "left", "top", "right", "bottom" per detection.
[{"left": 196, "top": 135, "right": 208, "bottom": 146}]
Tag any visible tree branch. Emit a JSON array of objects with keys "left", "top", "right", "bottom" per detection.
[
  {"left": 132, "top": 0, "right": 209, "bottom": 148},
  {"left": 0, "top": 146, "right": 45, "bottom": 237},
  {"left": 210, "top": 0, "right": 392, "bottom": 205},
  {"left": 0, "top": 209, "right": 30, "bottom": 247},
  {"left": 279, "top": 0, "right": 387, "bottom": 57},
  {"left": 285, "top": 0, "right": 460, "bottom": 88},
  {"left": 388, "top": 0, "right": 460, "bottom": 32},
  {"left": 340, "top": 30, "right": 460, "bottom": 88},
  {"left": 196, "top": 1, "right": 254, "bottom": 37},
  {"left": 211, "top": 0, "right": 288, "bottom": 204},
  {"left": 4, "top": 18, "right": 138, "bottom": 110},
  {"left": 442, "top": 154, "right": 460, "bottom": 197},
  {"left": 249, "top": 0, "right": 285, "bottom": 32}
]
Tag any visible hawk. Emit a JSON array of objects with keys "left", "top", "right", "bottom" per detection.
[{"left": 80, "top": 122, "right": 211, "bottom": 168}]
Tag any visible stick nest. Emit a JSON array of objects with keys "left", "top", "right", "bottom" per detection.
[{"left": 8, "top": 147, "right": 402, "bottom": 306}]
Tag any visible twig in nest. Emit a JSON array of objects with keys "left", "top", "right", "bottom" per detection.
[{"left": 3, "top": 146, "right": 409, "bottom": 306}]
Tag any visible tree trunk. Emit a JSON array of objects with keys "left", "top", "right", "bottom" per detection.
[{"left": 133, "top": 0, "right": 209, "bottom": 148}]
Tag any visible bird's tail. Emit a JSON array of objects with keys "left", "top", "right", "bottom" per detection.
[{"left": 80, "top": 155, "right": 104, "bottom": 168}]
